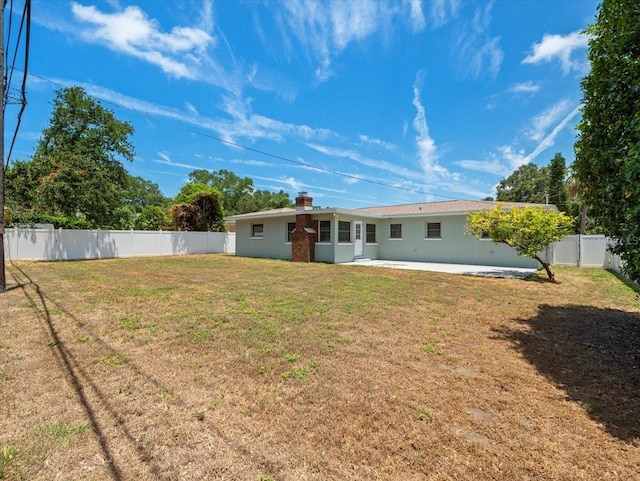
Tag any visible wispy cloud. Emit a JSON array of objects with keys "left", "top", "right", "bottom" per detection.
[
  {"left": 54, "top": 78, "right": 334, "bottom": 145},
  {"left": 358, "top": 134, "right": 398, "bottom": 152},
  {"left": 527, "top": 99, "right": 571, "bottom": 142},
  {"left": 274, "top": 1, "right": 426, "bottom": 82},
  {"left": 229, "top": 159, "right": 271, "bottom": 167},
  {"left": 509, "top": 81, "right": 540, "bottom": 94},
  {"left": 455, "top": 102, "right": 581, "bottom": 176},
  {"left": 454, "top": 159, "right": 510, "bottom": 177},
  {"left": 452, "top": 1, "right": 503, "bottom": 80},
  {"left": 428, "top": 0, "right": 460, "bottom": 28},
  {"left": 154, "top": 151, "right": 203, "bottom": 171},
  {"left": 412, "top": 71, "right": 450, "bottom": 179},
  {"left": 306, "top": 142, "right": 425, "bottom": 183},
  {"left": 522, "top": 30, "right": 589, "bottom": 74}
]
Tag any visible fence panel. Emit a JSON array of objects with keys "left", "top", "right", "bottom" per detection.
[
  {"left": 580, "top": 235, "right": 608, "bottom": 267},
  {"left": 4, "top": 228, "right": 235, "bottom": 261}
]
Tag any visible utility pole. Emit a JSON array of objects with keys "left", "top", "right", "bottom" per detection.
[{"left": 0, "top": 1, "right": 6, "bottom": 293}]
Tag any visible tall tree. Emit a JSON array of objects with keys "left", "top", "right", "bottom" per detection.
[
  {"left": 187, "top": 169, "right": 292, "bottom": 215},
  {"left": 547, "top": 153, "right": 568, "bottom": 212},
  {"left": 5, "top": 87, "right": 135, "bottom": 228},
  {"left": 467, "top": 204, "right": 573, "bottom": 281},
  {"left": 573, "top": 0, "right": 640, "bottom": 281},
  {"left": 171, "top": 183, "right": 225, "bottom": 232},
  {"left": 496, "top": 163, "right": 549, "bottom": 204}
]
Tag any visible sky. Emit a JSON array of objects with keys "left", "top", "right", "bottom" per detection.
[{"left": 4, "top": 0, "right": 600, "bottom": 208}]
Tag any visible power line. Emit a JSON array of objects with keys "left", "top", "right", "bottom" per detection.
[
  {"left": 5, "top": 0, "right": 30, "bottom": 165},
  {"left": 15, "top": 69, "right": 465, "bottom": 201}
]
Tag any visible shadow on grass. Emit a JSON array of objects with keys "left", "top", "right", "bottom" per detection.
[
  {"left": 8, "top": 263, "right": 126, "bottom": 481},
  {"left": 7, "top": 262, "right": 289, "bottom": 480},
  {"left": 496, "top": 304, "right": 640, "bottom": 443}
]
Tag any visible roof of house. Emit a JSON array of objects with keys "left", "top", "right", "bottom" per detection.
[
  {"left": 357, "top": 199, "right": 552, "bottom": 216},
  {"left": 224, "top": 199, "right": 555, "bottom": 221}
]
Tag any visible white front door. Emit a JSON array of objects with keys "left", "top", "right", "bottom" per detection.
[{"left": 354, "top": 221, "right": 364, "bottom": 257}]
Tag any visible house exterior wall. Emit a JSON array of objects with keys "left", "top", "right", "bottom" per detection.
[
  {"left": 376, "top": 215, "right": 538, "bottom": 268},
  {"left": 234, "top": 212, "right": 537, "bottom": 268},
  {"left": 235, "top": 217, "right": 295, "bottom": 260}
]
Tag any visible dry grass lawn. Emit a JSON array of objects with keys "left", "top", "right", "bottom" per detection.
[{"left": 1, "top": 255, "right": 639, "bottom": 480}]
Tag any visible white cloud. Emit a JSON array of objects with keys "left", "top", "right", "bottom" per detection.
[
  {"left": 69, "top": 2, "right": 246, "bottom": 95},
  {"left": 412, "top": 71, "right": 449, "bottom": 178},
  {"left": 452, "top": 1, "right": 503, "bottom": 80},
  {"left": 230, "top": 159, "right": 271, "bottom": 167},
  {"left": 405, "top": 0, "right": 426, "bottom": 31},
  {"left": 275, "top": 1, "right": 425, "bottom": 82},
  {"left": 527, "top": 99, "right": 571, "bottom": 142},
  {"left": 509, "top": 81, "right": 540, "bottom": 93},
  {"left": 358, "top": 134, "right": 398, "bottom": 151},
  {"left": 456, "top": 103, "right": 581, "bottom": 176},
  {"left": 523, "top": 30, "right": 589, "bottom": 74},
  {"left": 71, "top": 3, "right": 213, "bottom": 79},
  {"left": 185, "top": 102, "right": 199, "bottom": 115},
  {"left": 454, "top": 159, "right": 509, "bottom": 176},
  {"left": 154, "top": 151, "right": 203, "bottom": 171},
  {"left": 56, "top": 78, "right": 334, "bottom": 146},
  {"left": 429, "top": 0, "right": 460, "bottom": 27}
]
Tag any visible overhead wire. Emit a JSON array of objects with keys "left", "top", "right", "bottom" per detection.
[
  {"left": 6, "top": 0, "right": 30, "bottom": 165},
  {"left": 15, "top": 69, "right": 465, "bottom": 201}
]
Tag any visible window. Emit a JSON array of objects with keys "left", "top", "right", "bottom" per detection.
[
  {"left": 287, "top": 222, "right": 296, "bottom": 242},
  {"left": 366, "top": 224, "right": 376, "bottom": 243},
  {"left": 426, "top": 222, "right": 441, "bottom": 239},
  {"left": 251, "top": 223, "right": 264, "bottom": 238},
  {"left": 319, "top": 220, "right": 331, "bottom": 242},
  {"left": 390, "top": 223, "right": 402, "bottom": 239},
  {"left": 338, "top": 221, "right": 351, "bottom": 243}
]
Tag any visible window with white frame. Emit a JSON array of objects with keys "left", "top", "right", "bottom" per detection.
[
  {"left": 251, "top": 223, "right": 264, "bottom": 238},
  {"left": 338, "top": 221, "right": 351, "bottom": 243},
  {"left": 426, "top": 222, "right": 441, "bottom": 239},
  {"left": 390, "top": 223, "right": 402, "bottom": 239}
]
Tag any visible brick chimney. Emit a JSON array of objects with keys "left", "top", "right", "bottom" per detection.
[
  {"left": 292, "top": 192, "right": 316, "bottom": 262},
  {"left": 295, "top": 191, "right": 313, "bottom": 211}
]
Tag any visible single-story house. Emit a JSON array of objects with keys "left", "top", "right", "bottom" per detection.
[{"left": 224, "top": 192, "right": 555, "bottom": 269}]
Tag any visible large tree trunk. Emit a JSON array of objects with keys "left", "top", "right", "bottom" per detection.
[{"left": 580, "top": 204, "right": 588, "bottom": 235}]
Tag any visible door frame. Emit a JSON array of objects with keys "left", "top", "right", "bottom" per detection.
[{"left": 354, "top": 221, "right": 364, "bottom": 257}]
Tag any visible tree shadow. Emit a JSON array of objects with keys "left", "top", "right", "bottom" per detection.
[{"left": 496, "top": 304, "right": 640, "bottom": 443}]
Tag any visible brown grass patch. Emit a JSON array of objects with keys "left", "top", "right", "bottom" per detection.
[{"left": 1, "top": 255, "right": 639, "bottom": 480}]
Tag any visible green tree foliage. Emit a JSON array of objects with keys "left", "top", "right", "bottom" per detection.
[
  {"left": 133, "top": 206, "right": 170, "bottom": 231},
  {"left": 126, "top": 176, "right": 170, "bottom": 213},
  {"left": 573, "top": 0, "right": 640, "bottom": 281},
  {"left": 496, "top": 163, "right": 549, "bottom": 204},
  {"left": 188, "top": 169, "right": 292, "bottom": 215},
  {"left": 5, "top": 87, "right": 135, "bottom": 228},
  {"left": 171, "top": 183, "right": 225, "bottom": 232},
  {"left": 467, "top": 204, "right": 573, "bottom": 281},
  {"left": 548, "top": 153, "right": 568, "bottom": 211}
]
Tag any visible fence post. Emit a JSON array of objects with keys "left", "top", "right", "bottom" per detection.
[{"left": 577, "top": 234, "right": 581, "bottom": 267}]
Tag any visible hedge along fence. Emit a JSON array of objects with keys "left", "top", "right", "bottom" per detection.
[{"left": 4, "top": 227, "right": 235, "bottom": 261}]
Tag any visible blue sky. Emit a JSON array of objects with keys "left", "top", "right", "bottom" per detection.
[{"left": 5, "top": 0, "right": 599, "bottom": 207}]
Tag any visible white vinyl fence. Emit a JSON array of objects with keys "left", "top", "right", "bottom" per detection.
[
  {"left": 548, "top": 235, "right": 623, "bottom": 273},
  {"left": 4, "top": 227, "right": 235, "bottom": 261}
]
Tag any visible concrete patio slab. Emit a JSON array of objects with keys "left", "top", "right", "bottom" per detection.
[{"left": 340, "top": 259, "right": 537, "bottom": 279}]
